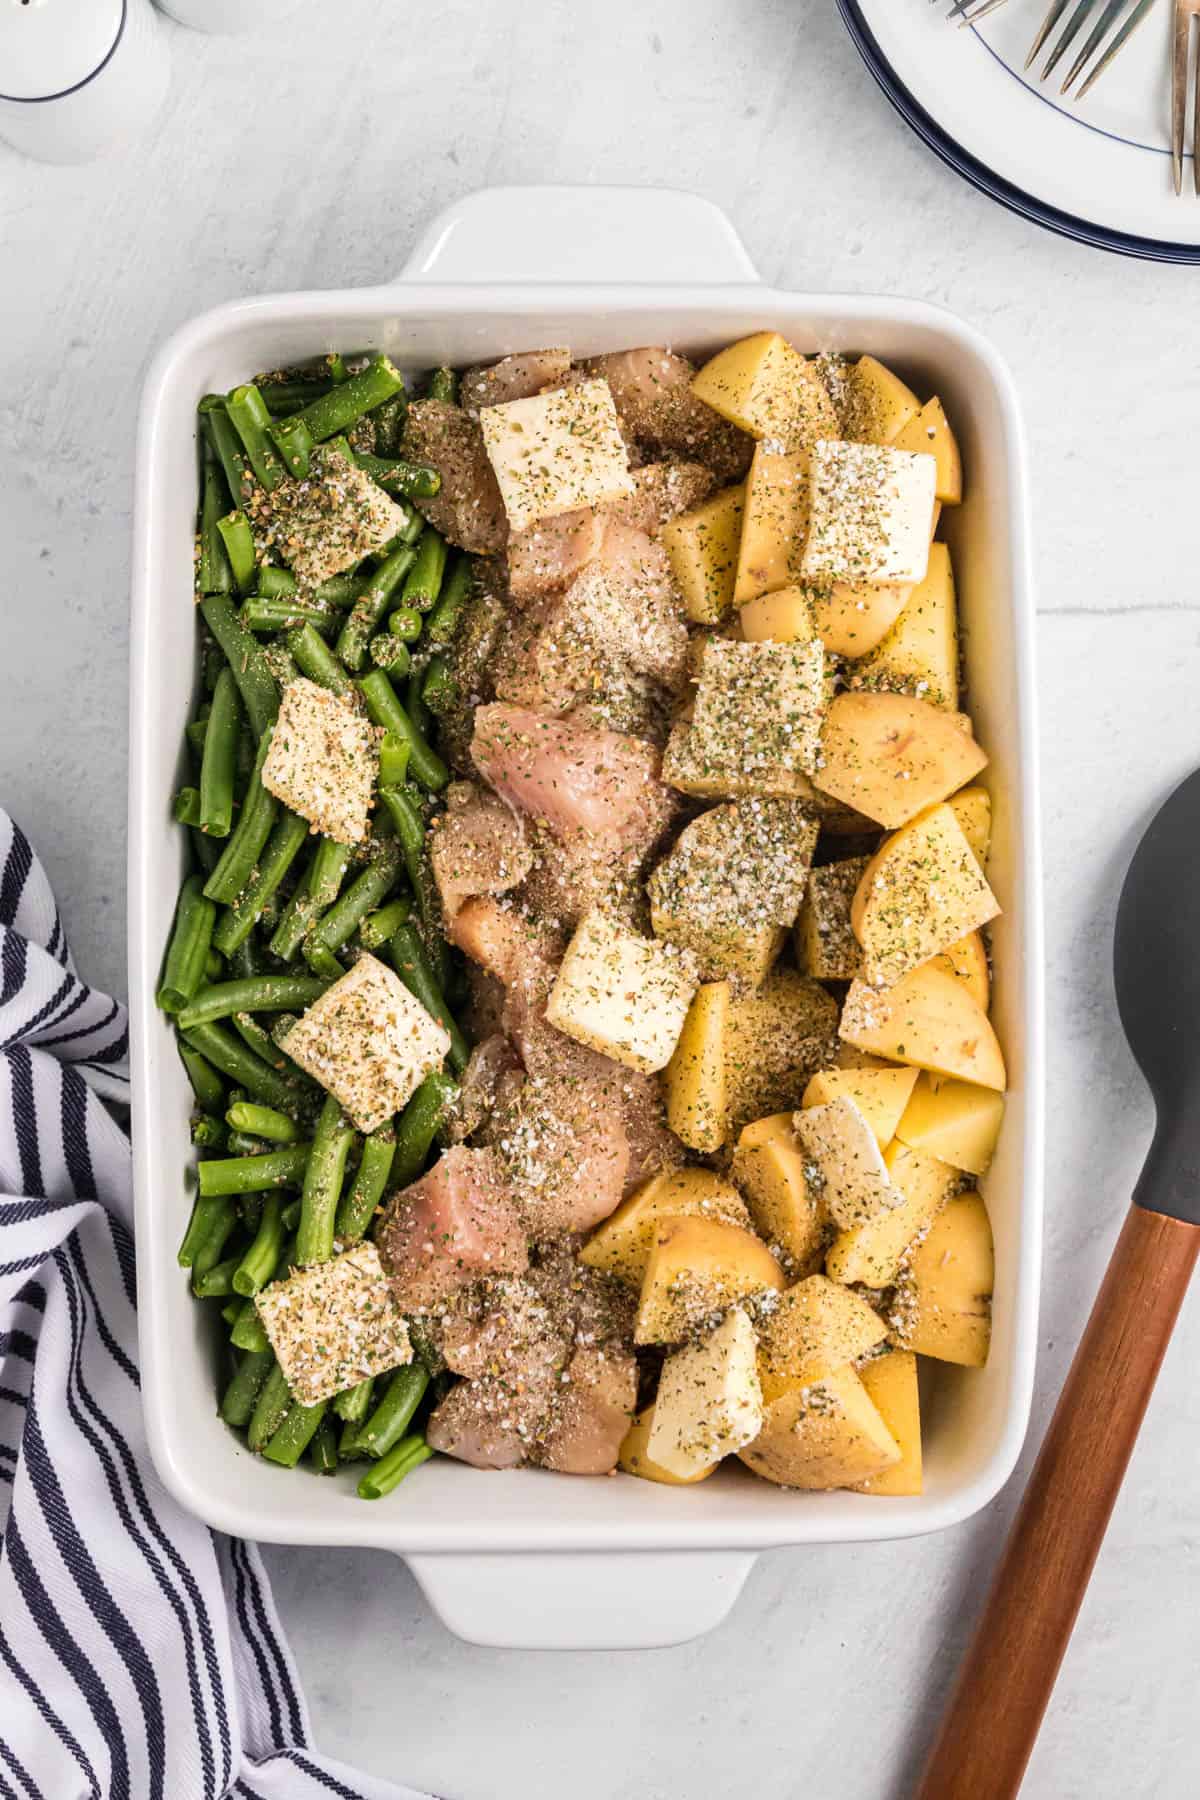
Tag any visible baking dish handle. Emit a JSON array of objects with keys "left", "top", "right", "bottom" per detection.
[
  {"left": 399, "top": 185, "right": 760, "bottom": 286},
  {"left": 404, "top": 1549, "right": 757, "bottom": 1650}
]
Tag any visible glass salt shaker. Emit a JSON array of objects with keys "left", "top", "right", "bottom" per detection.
[{"left": 0, "top": 0, "right": 169, "bottom": 164}]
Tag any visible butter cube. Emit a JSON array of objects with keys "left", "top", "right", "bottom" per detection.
[
  {"left": 479, "top": 378, "right": 634, "bottom": 533},
  {"left": 802, "top": 440, "right": 937, "bottom": 587},
  {"left": 794, "top": 1094, "right": 899, "bottom": 1231},
  {"left": 689, "top": 637, "right": 826, "bottom": 780},
  {"left": 545, "top": 907, "right": 698, "bottom": 1073},
  {"left": 284, "top": 953, "right": 450, "bottom": 1132},
  {"left": 262, "top": 677, "right": 378, "bottom": 846},
  {"left": 647, "top": 1309, "right": 764, "bottom": 1479},
  {"left": 249, "top": 445, "right": 410, "bottom": 588},
  {"left": 256, "top": 1241, "right": 413, "bottom": 1406}
]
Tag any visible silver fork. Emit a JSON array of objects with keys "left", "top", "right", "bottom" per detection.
[
  {"left": 1173, "top": 0, "right": 1200, "bottom": 191},
  {"left": 1025, "top": 0, "right": 1160, "bottom": 96}
]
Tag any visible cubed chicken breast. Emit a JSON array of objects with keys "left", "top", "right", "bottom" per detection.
[
  {"left": 459, "top": 348, "right": 573, "bottom": 417},
  {"left": 376, "top": 1146, "right": 528, "bottom": 1313},
  {"left": 587, "top": 348, "right": 753, "bottom": 482},
  {"left": 471, "top": 703, "right": 669, "bottom": 840},
  {"left": 401, "top": 399, "right": 509, "bottom": 554},
  {"left": 537, "top": 1344, "right": 639, "bottom": 1475},
  {"left": 428, "top": 781, "right": 533, "bottom": 918}
]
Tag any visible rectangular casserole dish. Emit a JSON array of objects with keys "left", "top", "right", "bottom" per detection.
[{"left": 129, "top": 185, "right": 1044, "bottom": 1650}]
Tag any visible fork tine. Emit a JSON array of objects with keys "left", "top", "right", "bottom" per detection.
[
  {"left": 1174, "top": 0, "right": 1190, "bottom": 194},
  {"left": 1042, "top": 0, "right": 1100, "bottom": 79},
  {"left": 1061, "top": 0, "right": 1128, "bottom": 91},
  {"left": 961, "top": 0, "right": 1011, "bottom": 21},
  {"left": 1026, "top": 0, "right": 1075, "bottom": 66},
  {"left": 1074, "top": 0, "right": 1159, "bottom": 97}
]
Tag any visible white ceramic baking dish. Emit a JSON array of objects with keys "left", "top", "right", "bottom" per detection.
[{"left": 128, "top": 185, "right": 1044, "bottom": 1651}]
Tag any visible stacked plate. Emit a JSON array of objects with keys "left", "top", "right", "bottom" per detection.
[{"left": 837, "top": 1, "right": 1199, "bottom": 262}]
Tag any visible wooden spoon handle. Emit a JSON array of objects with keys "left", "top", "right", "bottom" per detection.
[{"left": 914, "top": 1203, "right": 1200, "bottom": 1800}]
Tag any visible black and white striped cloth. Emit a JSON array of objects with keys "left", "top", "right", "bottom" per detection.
[{"left": 0, "top": 813, "right": 434, "bottom": 1800}]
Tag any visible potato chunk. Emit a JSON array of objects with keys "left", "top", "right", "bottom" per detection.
[
  {"left": 660, "top": 483, "right": 744, "bottom": 624},
  {"left": 729, "top": 1114, "right": 825, "bottom": 1270},
  {"left": 931, "top": 930, "right": 990, "bottom": 1012},
  {"left": 892, "top": 397, "right": 962, "bottom": 505},
  {"left": 853, "top": 1350, "right": 923, "bottom": 1495},
  {"left": 796, "top": 856, "right": 868, "bottom": 981},
  {"left": 649, "top": 798, "right": 817, "bottom": 987},
  {"left": 756, "top": 1274, "right": 888, "bottom": 1401},
  {"left": 800, "top": 1065, "right": 919, "bottom": 1149},
  {"left": 724, "top": 968, "right": 839, "bottom": 1137},
  {"left": 647, "top": 1309, "right": 764, "bottom": 1478},
  {"left": 949, "top": 785, "right": 991, "bottom": 867},
  {"left": 733, "top": 446, "right": 809, "bottom": 603},
  {"left": 665, "top": 981, "right": 731, "bottom": 1153},
  {"left": 689, "top": 637, "right": 827, "bottom": 784},
  {"left": 851, "top": 543, "right": 959, "bottom": 710},
  {"left": 895, "top": 1073, "right": 1005, "bottom": 1176},
  {"left": 809, "top": 578, "right": 913, "bottom": 658},
  {"left": 619, "top": 1404, "right": 718, "bottom": 1485},
  {"left": 691, "top": 332, "right": 837, "bottom": 451},
  {"left": 635, "top": 1216, "right": 784, "bottom": 1345},
  {"left": 802, "top": 441, "right": 936, "bottom": 588},
  {"left": 545, "top": 908, "right": 698, "bottom": 1074},
  {"left": 580, "top": 1167, "right": 749, "bottom": 1287},
  {"left": 825, "top": 1140, "right": 961, "bottom": 1287},
  {"left": 738, "top": 583, "right": 816, "bottom": 644},
  {"left": 895, "top": 1192, "right": 994, "bottom": 1367},
  {"left": 739, "top": 1365, "right": 900, "bottom": 1489},
  {"left": 851, "top": 802, "right": 1000, "bottom": 988},
  {"left": 839, "top": 966, "right": 1006, "bottom": 1091},
  {"left": 842, "top": 355, "right": 921, "bottom": 446},
  {"left": 815, "top": 691, "right": 988, "bottom": 829}
]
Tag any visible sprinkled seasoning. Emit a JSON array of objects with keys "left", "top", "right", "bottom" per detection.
[
  {"left": 480, "top": 379, "right": 635, "bottom": 534},
  {"left": 796, "top": 857, "right": 869, "bottom": 981},
  {"left": 244, "top": 445, "right": 409, "bottom": 589},
  {"left": 255, "top": 1242, "right": 413, "bottom": 1407},
  {"left": 802, "top": 439, "right": 937, "bottom": 587},
  {"left": 261, "top": 676, "right": 379, "bottom": 846},
  {"left": 689, "top": 636, "right": 827, "bottom": 781}
]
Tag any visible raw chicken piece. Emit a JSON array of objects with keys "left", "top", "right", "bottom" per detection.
[
  {"left": 471, "top": 703, "right": 669, "bottom": 840},
  {"left": 606, "top": 460, "right": 718, "bottom": 534},
  {"left": 424, "top": 1376, "right": 552, "bottom": 1470},
  {"left": 536, "top": 1344, "right": 639, "bottom": 1475},
  {"left": 433, "top": 563, "right": 507, "bottom": 775},
  {"left": 487, "top": 1063, "right": 630, "bottom": 1236},
  {"left": 587, "top": 348, "right": 753, "bottom": 482},
  {"left": 449, "top": 1033, "right": 523, "bottom": 1143},
  {"left": 428, "top": 781, "right": 532, "bottom": 918},
  {"left": 459, "top": 349, "right": 573, "bottom": 417},
  {"left": 507, "top": 507, "right": 609, "bottom": 603},
  {"left": 436, "top": 1274, "right": 565, "bottom": 1378},
  {"left": 591, "top": 522, "right": 689, "bottom": 689},
  {"left": 401, "top": 400, "right": 508, "bottom": 554},
  {"left": 376, "top": 1146, "right": 527, "bottom": 1313},
  {"left": 614, "top": 1067, "right": 685, "bottom": 1193}
]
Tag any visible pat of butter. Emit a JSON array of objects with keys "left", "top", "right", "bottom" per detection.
[
  {"left": 480, "top": 378, "right": 635, "bottom": 533},
  {"left": 802, "top": 439, "right": 937, "bottom": 586}
]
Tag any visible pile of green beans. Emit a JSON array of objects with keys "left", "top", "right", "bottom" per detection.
[{"left": 162, "top": 356, "right": 480, "bottom": 1498}]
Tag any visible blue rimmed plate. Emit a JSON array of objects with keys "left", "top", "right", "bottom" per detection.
[{"left": 837, "top": 0, "right": 1200, "bottom": 263}]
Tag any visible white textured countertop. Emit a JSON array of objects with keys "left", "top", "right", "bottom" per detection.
[{"left": 2, "top": 1, "right": 1197, "bottom": 1794}]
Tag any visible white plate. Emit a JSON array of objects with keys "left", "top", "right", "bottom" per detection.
[{"left": 839, "top": 0, "right": 1198, "bottom": 261}]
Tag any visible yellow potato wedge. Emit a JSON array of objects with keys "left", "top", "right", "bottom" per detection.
[
  {"left": 692, "top": 331, "right": 838, "bottom": 451},
  {"left": 729, "top": 1113, "right": 826, "bottom": 1271},
  {"left": 809, "top": 579, "right": 914, "bottom": 659},
  {"left": 930, "top": 929, "right": 990, "bottom": 1013},
  {"left": 843, "top": 355, "right": 921, "bottom": 446},
  {"left": 815, "top": 691, "right": 987, "bottom": 829},
  {"left": 665, "top": 981, "right": 731, "bottom": 1154},
  {"left": 851, "top": 803, "right": 1000, "bottom": 988},
  {"left": 896, "top": 1073, "right": 1005, "bottom": 1177},
  {"left": 892, "top": 397, "right": 962, "bottom": 504},
  {"left": 839, "top": 965, "right": 1006, "bottom": 1091},
  {"left": 897, "top": 1192, "right": 994, "bottom": 1367},
  {"left": 739, "top": 1365, "right": 900, "bottom": 1489},
  {"left": 619, "top": 1405, "right": 718, "bottom": 1485},
  {"left": 949, "top": 785, "right": 991, "bottom": 867},
  {"left": 661, "top": 483, "right": 744, "bottom": 624},
  {"left": 580, "top": 1166, "right": 749, "bottom": 1286},
  {"left": 825, "top": 1139, "right": 961, "bottom": 1287},
  {"left": 800, "top": 1065, "right": 920, "bottom": 1149},
  {"left": 635, "top": 1215, "right": 785, "bottom": 1345},
  {"left": 733, "top": 446, "right": 809, "bottom": 603},
  {"left": 756, "top": 1275, "right": 888, "bottom": 1402},
  {"left": 724, "top": 968, "right": 839, "bottom": 1136},
  {"left": 796, "top": 858, "right": 868, "bottom": 982},
  {"left": 853, "top": 1350, "right": 923, "bottom": 1495},
  {"left": 739, "top": 583, "right": 816, "bottom": 643},
  {"left": 852, "top": 543, "right": 959, "bottom": 710}
]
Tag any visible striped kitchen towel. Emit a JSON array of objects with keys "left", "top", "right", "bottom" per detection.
[{"left": 0, "top": 812, "right": 433, "bottom": 1800}]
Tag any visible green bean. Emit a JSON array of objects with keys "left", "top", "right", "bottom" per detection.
[
  {"left": 263, "top": 1399, "right": 328, "bottom": 1467},
  {"left": 421, "top": 655, "right": 457, "bottom": 717},
  {"left": 387, "top": 605, "right": 423, "bottom": 644},
  {"left": 336, "top": 542, "right": 417, "bottom": 672},
  {"left": 241, "top": 596, "right": 337, "bottom": 634},
  {"left": 400, "top": 528, "right": 448, "bottom": 612},
  {"left": 179, "top": 1043, "right": 225, "bottom": 1114},
  {"left": 335, "top": 1125, "right": 395, "bottom": 1242},
  {"left": 197, "top": 669, "right": 241, "bottom": 837},
  {"left": 191, "top": 1114, "right": 228, "bottom": 1151},
  {"left": 216, "top": 511, "right": 257, "bottom": 596},
  {"left": 197, "top": 1143, "right": 312, "bottom": 1198},
  {"left": 178, "top": 1191, "right": 235, "bottom": 1268},
  {"left": 286, "top": 353, "right": 405, "bottom": 444},
  {"left": 280, "top": 1197, "right": 302, "bottom": 1234},
  {"left": 225, "top": 1132, "right": 269, "bottom": 1157},
  {"left": 377, "top": 787, "right": 448, "bottom": 986},
  {"left": 255, "top": 564, "right": 297, "bottom": 599},
  {"left": 238, "top": 1192, "right": 264, "bottom": 1233},
  {"left": 174, "top": 787, "right": 203, "bottom": 828},
  {"left": 178, "top": 974, "right": 326, "bottom": 1030},
  {"left": 198, "top": 453, "right": 234, "bottom": 596},
  {"left": 230, "top": 1011, "right": 299, "bottom": 1077},
  {"left": 193, "top": 1253, "right": 242, "bottom": 1299},
  {"left": 221, "top": 1299, "right": 243, "bottom": 1326},
  {"left": 181, "top": 1021, "right": 305, "bottom": 1116},
  {"left": 271, "top": 838, "right": 352, "bottom": 960},
  {"left": 316, "top": 573, "right": 368, "bottom": 608},
  {"left": 230, "top": 1301, "right": 272, "bottom": 1354},
  {"left": 392, "top": 1071, "right": 459, "bottom": 1187},
  {"left": 405, "top": 670, "right": 432, "bottom": 739},
  {"left": 338, "top": 1420, "right": 367, "bottom": 1460},
  {"left": 428, "top": 366, "right": 457, "bottom": 404},
  {"left": 304, "top": 840, "right": 401, "bottom": 966},
  {"left": 203, "top": 732, "right": 278, "bottom": 905},
  {"left": 327, "top": 353, "right": 349, "bottom": 384},
  {"left": 233, "top": 1192, "right": 286, "bottom": 1297},
  {"left": 190, "top": 830, "right": 222, "bottom": 880},
  {"left": 424, "top": 554, "right": 473, "bottom": 649},
  {"left": 387, "top": 918, "right": 463, "bottom": 1065},
  {"left": 212, "top": 810, "right": 311, "bottom": 956},
  {"left": 226, "top": 1102, "right": 303, "bottom": 1144},
  {"left": 357, "top": 1365, "right": 430, "bottom": 1460},
  {"left": 260, "top": 378, "right": 334, "bottom": 417},
  {"left": 378, "top": 732, "right": 411, "bottom": 788},
  {"left": 368, "top": 634, "right": 411, "bottom": 675},
  {"left": 371, "top": 388, "right": 408, "bottom": 457},
  {"left": 295, "top": 1096, "right": 355, "bottom": 1266},
  {"left": 158, "top": 876, "right": 218, "bottom": 1013},
  {"left": 354, "top": 453, "right": 440, "bottom": 501},
  {"left": 310, "top": 1414, "right": 339, "bottom": 1474},
  {"left": 357, "top": 1436, "right": 433, "bottom": 1499},
  {"left": 226, "top": 383, "right": 286, "bottom": 492},
  {"left": 284, "top": 621, "right": 350, "bottom": 693},
  {"left": 199, "top": 595, "right": 280, "bottom": 740},
  {"left": 357, "top": 898, "right": 412, "bottom": 953},
  {"left": 358, "top": 670, "right": 448, "bottom": 792},
  {"left": 248, "top": 1363, "right": 292, "bottom": 1452},
  {"left": 220, "top": 1348, "right": 276, "bottom": 1430},
  {"left": 186, "top": 715, "right": 210, "bottom": 761},
  {"left": 306, "top": 943, "right": 344, "bottom": 981},
  {"left": 333, "top": 1376, "right": 375, "bottom": 1424},
  {"left": 200, "top": 397, "right": 251, "bottom": 506},
  {"left": 192, "top": 1198, "right": 241, "bottom": 1282},
  {"left": 204, "top": 948, "right": 224, "bottom": 982},
  {"left": 269, "top": 413, "right": 313, "bottom": 479}
]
